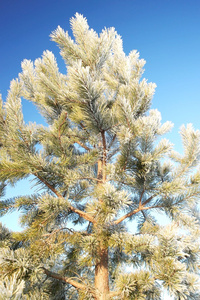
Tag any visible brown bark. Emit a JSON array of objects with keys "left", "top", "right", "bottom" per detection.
[
  {"left": 95, "top": 244, "right": 109, "bottom": 300},
  {"left": 114, "top": 205, "right": 162, "bottom": 225},
  {"left": 94, "top": 131, "right": 110, "bottom": 300},
  {"left": 42, "top": 267, "right": 87, "bottom": 290},
  {"left": 101, "top": 130, "right": 107, "bottom": 184}
]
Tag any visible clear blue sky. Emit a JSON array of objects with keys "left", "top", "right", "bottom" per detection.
[{"left": 0, "top": 0, "right": 200, "bottom": 230}]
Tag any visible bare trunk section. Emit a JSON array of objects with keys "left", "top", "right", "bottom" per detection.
[
  {"left": 94, "top": 131, "right": 109, "bottom": 300},
  {"left": 95, "top": 245, "right": 109, "bottom": 300}
]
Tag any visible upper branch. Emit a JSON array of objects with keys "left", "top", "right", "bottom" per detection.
[
  {"left": 113, "top": 193, "right": 158, "bottom": 225},
  {"left": 76, "top": 140, "right": 91, "bottom": 151},
  {"left": 108, "top": 134, "right": 116, "bottom": 150},
  {"left": 113, "top": 205, "right": 161, "bottom": 225},
  {"left": 113, "top": 207, "right": 142, "bottom": 225},
  {"left": 139, "top": 189, "right": 145, "bottom": 206},
  {"left": 142, "top": 195, "right": 154, "bottom": 206}
]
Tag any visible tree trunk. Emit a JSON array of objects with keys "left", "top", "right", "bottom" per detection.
[
  {"left": 95, "top": 244, "right": 109, "bottom": 300},
  {"left": 95, "top": 132, "right": 109, "bottom": 300}
]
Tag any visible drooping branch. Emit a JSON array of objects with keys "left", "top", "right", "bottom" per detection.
[
  {"left": 42, "top": 267, "right": 88, "bottom": 291},
  {"left": 34, "top": 173, "right": 96, "bottom": 224},
  {"left": 2, "top": 257, "right": 96, "bottom": 296},
  {"left": 35, "top": 173, "right": 63, "bottom": 198}
]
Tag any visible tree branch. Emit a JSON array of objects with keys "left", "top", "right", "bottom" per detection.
[
  {"left": 34, "top": 173, "right": 96, "bottom": 224},
  {"left": 114, "top": 190, "right": 146, "bottom": 225},
  {"left": 139, "top": 189, "right": 145, "bottom": 206},
  {"left": 79, "top": 122, "right": 89, "bottom": 134},
  {"left": 142, "top": 195, "right": 154, "bottom": 206},
  {"left": 35, "top": 174, "right": 62, "bottom": 197},
  {"left": 113, "top": 205, "right": 161, "bottom": 225},
  {"left": 68, "top": 204, "right": 96, "bottom": 224},
  {"left": 42, "top": 267, "right": 87, "bottom": 290},
  {"left": 42, "top": 267, "right": 97, "bottom": 298},
  {"left": 108, "top": 134, "right": 116, "bottom": 150},
  {"left": 113, "top": 207, "right": 142, "bottom": 225},
  {"left": 75, "top": 140, "right": 91, "bottom": 151}
]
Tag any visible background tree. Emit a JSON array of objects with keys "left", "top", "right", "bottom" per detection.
[{"left": 0, "top": 13, "right": 200, "bottom": 300}]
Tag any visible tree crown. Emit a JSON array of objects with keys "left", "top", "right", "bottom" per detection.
[{"left": 0, "top": 13, "right": 200, "bottom": 300}]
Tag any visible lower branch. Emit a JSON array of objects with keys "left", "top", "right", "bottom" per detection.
[
  {"left": 42, "top": 267, "right": 97, "bottom": 298},
  {"left": 42, "top": 267, "right": 87, "bottom": 291}
]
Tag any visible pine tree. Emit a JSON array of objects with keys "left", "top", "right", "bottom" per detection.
[{"left": 0, "top": 13, "right": 200, "bottom": 300}]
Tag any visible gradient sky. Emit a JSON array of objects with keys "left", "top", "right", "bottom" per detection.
[{"left": 0, "top": 0, "right": 200, "bottom": 234}]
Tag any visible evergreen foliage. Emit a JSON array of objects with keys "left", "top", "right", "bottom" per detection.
[{"left": 0, "top": 14, "right": 200, "bottom": 299}]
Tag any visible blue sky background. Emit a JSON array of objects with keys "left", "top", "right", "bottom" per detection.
[{"left": 0, "top": 0, "right": 200, "bottom": 233}]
